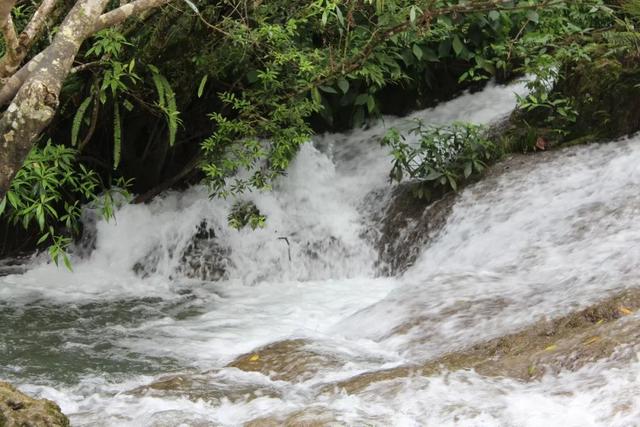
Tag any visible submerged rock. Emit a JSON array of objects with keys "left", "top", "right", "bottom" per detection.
[
  {"left": 245, "top": 407, "right": 340, "bottom": 427},
  {"left": 327, "top": 288, "right": 640, "bottom": 394},
  {"left": 0, "top": 382, "right": 69, "bottom": 427},
  {"left": 228, "top": 339, "right": 343, "bottom": 383},
  {"left": 128, "top": 370, "right": 282, "bottom": 403}
]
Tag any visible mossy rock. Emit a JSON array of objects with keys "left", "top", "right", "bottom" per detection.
[
  {"left": 553, "top": 54, "right": 640, "bottom": 142},
  {"left": 0, "top": 382, "right": 69, "bottom": 427},
  {"left": 499, "top": 54, "right": 640, "bottom": 152},
  {"left": 327, "top": 288, "right": 640, "bottom": 394}
]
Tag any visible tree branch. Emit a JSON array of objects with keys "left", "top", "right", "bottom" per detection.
[
  {"left": 0, "top": 0, "right": 19, "bottom": 67},
  {"left": 0, "top": 0, "right": 57, "bottom": 78},
  {"left": 20, "top": 0, "right": 57, "bottom": 49},
  {"left": 93, "top": 0, "right": 170, "bottom": 33},
  {"left": 0, "top": 0, "right": 110, "bottom": 198},
  {"left": 0, "top": 50, "right": 45, "bottom": 106}
]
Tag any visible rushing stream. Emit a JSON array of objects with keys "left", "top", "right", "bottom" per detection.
[{"left": 2, "top": 80, "right": 640, "bottom": 426}]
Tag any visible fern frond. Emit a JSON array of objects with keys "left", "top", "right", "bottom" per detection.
[
  {"left": 623, "top": 0, "right": 640, "bottom": 19},
  {"left": 604, "top": 30, "right": 640, "bottom": 46}
]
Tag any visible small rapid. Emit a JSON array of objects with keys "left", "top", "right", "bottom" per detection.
[{"left": 2, "top": 79, "right": 640, "bottom": 426}]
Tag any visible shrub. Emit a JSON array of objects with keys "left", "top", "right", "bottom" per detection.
[{"left": 382, "top": 121, "right": 498, "bottom": 199}]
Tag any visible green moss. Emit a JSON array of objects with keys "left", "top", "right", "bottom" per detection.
[
  {"left": 500, "top": 53, "right": 640, "bottom": 151},
  {"left": 0, "top": 381, "right": 70, "bottom": 427}
]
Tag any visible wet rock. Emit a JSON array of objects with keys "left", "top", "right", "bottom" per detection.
[
  {"left": 496, "top": 55, "right": 640, "bottom": 151},
  {"left": 133, "top": 220, "right": 231, "bottom": 281},
  {"left": 371, "top": 184, "right": 455, "bottom": 275},
  {"left": 0, "top": 381, "right": 69, "bottom": 427},
  {"left": 129, "top": 370, "right": 281, "bottom": 403},
  {"left": 328, "top": 289, "right": 640, "bottom": 394},
  {"left": 132, "top": 245, "right": 165, "bottom": 278},
  {"left": 245, "top": 407, "right": 340, "bottom": 427},
  {"left": 228, "top": 339, "right": 343, "bottom": 383},
  {"left": 370, "top": 148, "right": 562, "bottom": 276},
  {"left": 173, "top": 224, "right": 230, "bottom": 281},
  {"left": 0, "top": 257, "right": 29, "bottom": 277}
]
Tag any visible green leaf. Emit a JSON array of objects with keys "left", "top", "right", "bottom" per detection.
[
  {"left": 424, "top": 170, "right": 442, "bottom": 181},
  {"left": 198, "top": 75, "right": 208, "bottom": 98},
  {"left": 452, "top": 35, "right": 464, "bottom": 56},
  {"left": 36, "top": 204, "right": 45, "bottom": 231},
  {"left": 71, "top": 96, "right": 93, "bottom": 146},
  {"left": 113, "top": 103, "right": 122, "bottom": 169},
  {"left": 464, "top": 162, "right": 472, "bottom": 178},
  {"left": 527, "top": 10, "right": 539, "bottom": 23},
  {"left": 354, "top": 93, "right": 369, "bottom": 106},
  {"left": 62, "top": 253, "right": 73, "bottom": 272},
  {"left": 423, "top": 48, "right": 439, "bottom": 62},
  {"left": 412, "top": 44, "right": 423, "bottom": 60},
  {"left": 7, "top": 191, "right": 18, "bottom": 209},
  {"left": 311, "top": 86, "right": 322, "bottom": 104},
  {"left": 321, "top": 9, "right": 329, "bottom": 26},
  {"left": 366, "top": 95, "right": 375, "bottom": 113},
  {"left": 156, "top": 73, "right": 179, "bottom": 147},
  {"left": 246, "top": 70, "right": 258, "bottom": 83},
  {"left": 336, "top": 7, "right": 344, "bottom": 27},
  {"left": 36, "top": 232, "right": 49, "bottom": 245},
  {"left": 488, "top": 10, "right": 500, "bottom": 21},
  {"left": 123, "top": 99, "right": 134, "bottom": 111},
  {"left": 0, "top": 196, "right": 6, "bottom": 216},
  {"left": 150, "top": 68, "right": 165, "bottom": 107},
  {"left": 319, "top": 85, "right": 338, "bottom": 94},
  {"left": 409, "top": 5, "right": 418, "bottom": 23},
  {"left": 337, "top": 77, "right": 349, "bottom": 94},
  {"left": 448, "top": 175, "right": 458, "bottom": 191}
]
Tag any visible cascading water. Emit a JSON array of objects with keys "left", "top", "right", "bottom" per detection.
[{"left": 2, "top": 79, "right": 640, "bottom": 426}]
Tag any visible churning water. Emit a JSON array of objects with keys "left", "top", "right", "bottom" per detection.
[{"left": 2, "top": 80, "right": 640, "bottom": 426}]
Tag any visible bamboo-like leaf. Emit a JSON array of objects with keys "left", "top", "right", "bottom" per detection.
[
  {"left": 311, "top": 86, "right": 322, "bottom": 104},
  {"left": 198, "top": 75, "right": 208, "bottom": 98},
  {"left": 71, "top": 96, "right": 93, "bottom": 146},
  {"left": 113, "top": 103, "right": 122, "bottom": 168},
  {"left": 160, "top": 74, "right": 178, "bottom": 147},
  {"left": 150, "top": 67, "right": 166, "bottom": 107}
]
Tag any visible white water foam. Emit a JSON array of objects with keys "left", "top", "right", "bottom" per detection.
[{"left": 4, "top": 79, "right": 640, "bottom": 426}]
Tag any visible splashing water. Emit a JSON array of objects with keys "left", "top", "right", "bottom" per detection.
[{"left": 2, "top": 79, "right": 640, "bottom": 426}]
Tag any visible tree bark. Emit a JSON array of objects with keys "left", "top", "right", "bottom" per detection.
[
  {"left": 94, "top": 0, "right": 170, "bottom": 32},
  {"left": 0, "top": 0, "right": 174, "bottom": 200},
  {"left": 0, "top": 0, "right": 19, "bottom": 77},
  {"left": 0, "top": 0, "right": 109, "bottom": 199},
  {"left": 0, "top": 0, "right": 57, "bottom": 78}
]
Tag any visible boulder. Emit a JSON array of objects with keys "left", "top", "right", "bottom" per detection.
[
  {"left": 0, "top": 382, "right": 69, "bottom": 427},
  {"left": 133, "top": 220, "right": 231, "bottom": 281}
]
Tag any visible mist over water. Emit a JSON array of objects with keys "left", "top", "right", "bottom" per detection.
[{"left": 2, "top": 80, "right": 640, "bottom": 426}]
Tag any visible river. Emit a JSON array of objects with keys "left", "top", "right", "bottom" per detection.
[{"left": 1, "top": 79, "right": 639, "bottom": 426}]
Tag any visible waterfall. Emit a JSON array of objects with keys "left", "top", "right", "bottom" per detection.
[{"left": 2, "top": 79, "right": 640, "bottom": 426}]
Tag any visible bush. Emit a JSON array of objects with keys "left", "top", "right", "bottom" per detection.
[
  {"left": 0, "top": 142, "right": 131, "bottom": 268},
  {"left": 382, "top": 122, "right": 498, "bottom": 199}
]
